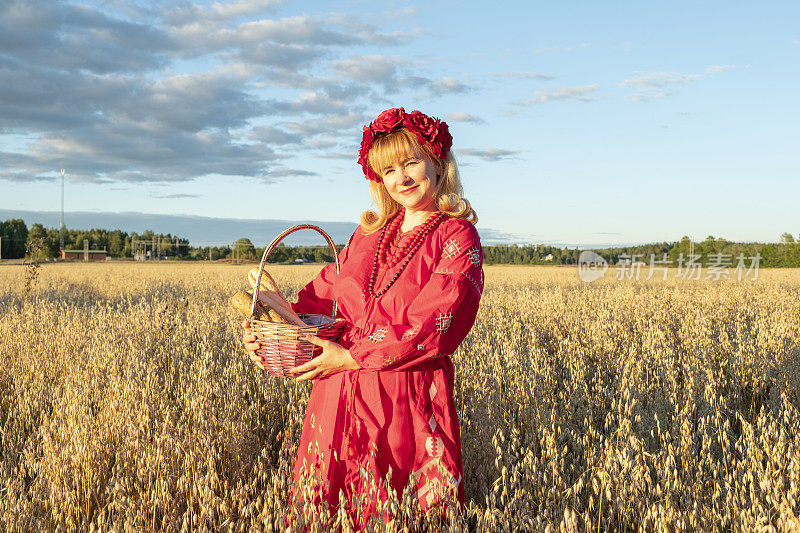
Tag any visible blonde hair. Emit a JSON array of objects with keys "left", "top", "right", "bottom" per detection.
[{"left": 359, "top": 128, "right": 477, "bottom": 234}]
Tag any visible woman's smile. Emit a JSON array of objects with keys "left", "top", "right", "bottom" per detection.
[{"left": 380, "top": 147, "right": 438, "bottom": 213}]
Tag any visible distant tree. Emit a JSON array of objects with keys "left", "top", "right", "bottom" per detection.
[
  {"left": 1, "top": 219, "right": 28, "bottom": 259},
  {"left": 108, "top": 230, "right": 125, "bottom": 256},
  {"left": 268, "top": 242, "right": 296, "bottom": 263},
  {"left": 26, "top": 224, "right": 53, "bottom": 259},
  {"left": 205, "top": 246, "right": 231, "bottom": 260},
  {"left": 314, "top": 248, "right": 333, "bottom": 263},
  {"left": 780, "top": 232, "right": 795, "bottom": 244},
  {"left": 234, "top": 238, "right": 256, "bottom": 260}
]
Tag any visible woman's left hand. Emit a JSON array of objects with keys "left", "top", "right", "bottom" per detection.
[{"left": 290, "top": 335, "right": 361, "bottom": 381}]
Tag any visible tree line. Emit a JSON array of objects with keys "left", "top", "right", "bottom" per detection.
[
  {"left": 3, "top": 219, "right": 800, "bottom": 267},
  {"left": 482, "top": 234, "right": 800, "bottom": 267}
]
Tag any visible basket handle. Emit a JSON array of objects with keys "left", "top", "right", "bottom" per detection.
[{"left": 250, "top": 224, "right": 341, "bottom": 320}]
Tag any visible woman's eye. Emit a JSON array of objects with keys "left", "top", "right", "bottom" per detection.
[{"left": 406, "top": 160, "right": 418, "bottom": 166}]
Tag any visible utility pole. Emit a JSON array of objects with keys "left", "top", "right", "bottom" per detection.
[{"left": 60, "top": 169, "right": 66, "bottom": 254}]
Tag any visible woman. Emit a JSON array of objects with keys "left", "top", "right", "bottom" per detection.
[{"left": 243, "top": 107, "right": 484, "bottom": 521}]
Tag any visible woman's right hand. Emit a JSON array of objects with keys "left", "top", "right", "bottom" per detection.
[{"left": 242, "top": 320, "right": 266, "bottom": 371}]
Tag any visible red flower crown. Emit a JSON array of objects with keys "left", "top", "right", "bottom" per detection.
[{"left": 357, "top": 108, "right": 453, "bottom": 182}]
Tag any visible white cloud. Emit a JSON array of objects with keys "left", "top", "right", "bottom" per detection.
[
  {"left": 491, "top": 71, "right": 556, "bottom": 80},
  {"left": 385, "top": 6, "right": 418, "bottom": 19},
  {"left": 704, "top": 65, "right": 736, "bottom": 74},
  {"left": 626, "top": 92, "right": 672, "bottom": 102},
  {"left": 234, "top": 16, "right": 359, "bottom": 46},
  {"left": 620, "top": 71, "right": 702, "bottom": 89},
  {"left": 445, "top": 112, "right": 486, "bottom": 124},
  {"left": 0, "top": 1, "right": 470, "bottom": 185},
  {"left": 620, "top": 65, "right": 736, "bottom": 102},
  {"left": 329, "top": 56, "right": 471, "bottom": 96},
  {"left": 267, "top": 167, "right": 317, "bottom": 178},
  {"left": 283, "top": 112, "right": 366, "bottom": 135},
  {"left": 210, "top": 0, "right": 283, "bottom": 20},
  {"left": 151, "top": 193, "right": 201, "bottom": 199},
  {"left": 458, "top": 149, "right": 520, "bottom": 161},
  {"left": 264, "top": 91, "right": 352, "bottom": 115},
  {"left": 0, "top": 1, "right": 174, "bottom": 74},
  {"left": 433, "top": 77, "right": 470, "bottom": 93},
  {"left": 165, "top": 0, "right": 282, "bottom": 25},
  {"left": 513, "top": 84, "right": 601, "bottom": 105},
  {"left": 331, "top": 55, "right": 406, "bottom": 85},
  {"left": 249, "top": 125, "right": 303, "bottom": 145}
]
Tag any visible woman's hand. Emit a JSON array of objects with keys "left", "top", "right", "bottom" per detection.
[
  {"left": 242, "top": 320, "right": 266, "bottom": 371},
  {"left": 290, "top": 335, "right": 360, "bottom": 381}
]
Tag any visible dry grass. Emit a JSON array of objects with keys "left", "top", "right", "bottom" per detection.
[{"left": 1, "top": 263, "right": 799, "bottom": 531}]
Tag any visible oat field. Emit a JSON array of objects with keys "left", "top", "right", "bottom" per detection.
[{"left": 1, "top": 262, "right": 799, "bottom": 532}]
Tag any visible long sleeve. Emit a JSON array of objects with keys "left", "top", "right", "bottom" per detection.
[
  {"left": 349, "top": 220, "right": 484, "bottom": 371},
  {"left": 291, "top": 231, "right": 356, "bottom": 317}
]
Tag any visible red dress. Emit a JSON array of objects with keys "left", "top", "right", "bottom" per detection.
[{"left": 289, "top": 209, "right": 484, "bottom": 519}]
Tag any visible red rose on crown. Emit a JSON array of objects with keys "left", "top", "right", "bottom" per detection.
[
  {"left": 430, "top": 121, "right": 452, "bottom": 157},
  {"left": 358, "top": 126, "right": 374, "bottom": 166},
  {"left": 370, "top": 107, "right": 405, "bottom": 133},
  {"left": 357, "top": 126, "right": 380, "bottom": 181},
  {"left": 403, "top": 111, "right": 439, "bottom": 139},
  {"left": 357, "top": 107, "right": 453, "bottom": 182}
]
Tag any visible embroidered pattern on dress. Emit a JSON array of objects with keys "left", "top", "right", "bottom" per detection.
[
  {"left": 432, "top": 267, "right": 483, "bottom": 296},
  {"left": 428, "top": 414, "right": 437, "bottom": 433},
  {"left": 469, "top": 269, "right": 484, "bottom": 290},
  {"left": 401, "top": 324, "right": 421, "bottom": 339},
  {"left": 411, "top": 458, "right": 462, "bottom": 508},
  {"left": 369, "top": 327, "right": 388, "bottom": 343},
  {"left": 442, "top": 238, "right": 462, "bottom": 260},
  {"left": 467, "top": 246, "right": 481, "bottom": 266},
  {"left": 429, "top": 382, "right": 438, "bottom": 400},
  {"left": 425, "top": 436, "right": 444, "bottom": 458},
  {"left": 435, "top": 312, "right": 453, "bottom": 333},
  {"left": 382, "top": 354, "right": 402, "bottom": 365}
]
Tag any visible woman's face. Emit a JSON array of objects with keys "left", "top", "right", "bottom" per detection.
[{"left": 378, "top": 146, "right": 439, "bottom": 213}]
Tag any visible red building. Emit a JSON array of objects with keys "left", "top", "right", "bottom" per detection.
[{"left": 60, "top": 250, "right": 108, "bottom": 261}]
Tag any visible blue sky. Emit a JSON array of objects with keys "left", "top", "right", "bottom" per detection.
[{"left": 1, "top": 0, "right": 798, "bottom": 246}]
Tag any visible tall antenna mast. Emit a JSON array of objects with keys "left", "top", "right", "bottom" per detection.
[{"left": 60, "top": 169, "right": 66, "bottom": 253}]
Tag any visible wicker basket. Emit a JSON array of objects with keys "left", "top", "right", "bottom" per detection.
[{"left": 249, "top": 224, "right": 346, "bottom": 378}]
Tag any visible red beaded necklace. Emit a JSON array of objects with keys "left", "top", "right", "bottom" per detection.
[
  {"left": 369, "top": 209, "right": 447, "bottom": 298},
  {"left": 381, "top": 210, "right": 424, "bottom": 265}
]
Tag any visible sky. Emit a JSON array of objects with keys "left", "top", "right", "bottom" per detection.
[{"left": 1, "top": 0, "right": 798, "bottom": 246}]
